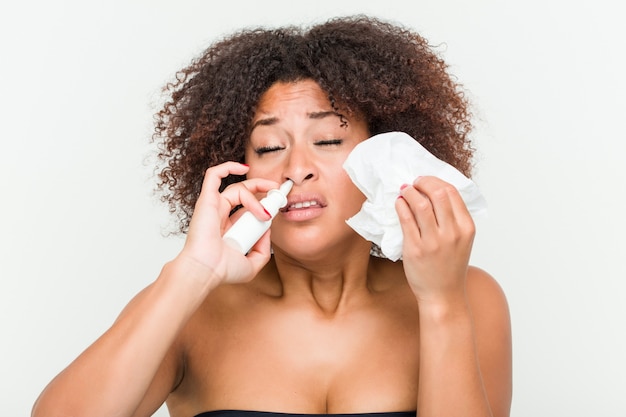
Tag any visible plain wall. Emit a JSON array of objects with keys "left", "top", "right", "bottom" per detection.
[{"left": 1, "top": 0, "right": 624, "bottom": 415}]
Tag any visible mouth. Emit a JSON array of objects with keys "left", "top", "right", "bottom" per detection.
[
  {"left": 282, "top": 200, "right": 324, "bottom": 211},
  {"left": 281, "top": 195, "right": 327, "bottom": 212}
]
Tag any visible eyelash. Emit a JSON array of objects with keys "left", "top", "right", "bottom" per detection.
[
  {"left": 316, "top": 139, "right": 343, "bottom": 146},
  {"left": 254, "top": 145, "right": 283, "bottom": 155},
  {"left": 254, "top": 139, "right": 343, "bottom": 155}
]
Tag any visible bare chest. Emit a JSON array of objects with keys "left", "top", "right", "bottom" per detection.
[{"left": 171, "top": 295, "right": 420, "bottom": 415}]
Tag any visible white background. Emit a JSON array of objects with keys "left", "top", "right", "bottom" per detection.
[{"left": 1, "top": 1, "right": 624, "bottom": 416}]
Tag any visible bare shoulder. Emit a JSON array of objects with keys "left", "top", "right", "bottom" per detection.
[
  {"left": 466, "top": 266, "right": 512, "bottom": 415},
  {"left": 167, "top": 267, "right": 280, "bottom": 415},
  {"left": 466, "top": 266, "right": 510, "bottom": 315},
  {"left": 465, "top": 266, "right": 511, "bottom": 338}
]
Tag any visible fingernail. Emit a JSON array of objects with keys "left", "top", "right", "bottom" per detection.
[
  {"left": 241, "top": 163, "right": 249, "bottom": 167},
  {"left": 400, "top": 183, "right": 409, "bottom": 190},
  {"left": 263, "top": 208, "right": 271, "bottom": 217}
]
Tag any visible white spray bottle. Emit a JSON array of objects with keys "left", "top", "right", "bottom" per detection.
[{"left": 222, "top": 180, "right": 293, "bottom": 254}]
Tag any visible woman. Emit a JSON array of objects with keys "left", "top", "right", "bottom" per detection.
[{"left": 32, "top": 15, "right": 511, "bottom": 417}]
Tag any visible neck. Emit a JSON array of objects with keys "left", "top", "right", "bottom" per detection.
[{"left": 272, "top": 241, "right": 373, "bottom": 314}]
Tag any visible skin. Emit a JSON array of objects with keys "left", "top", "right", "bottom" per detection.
[{"left": 32, "top": 80, "right": 511, "bottom": 417}]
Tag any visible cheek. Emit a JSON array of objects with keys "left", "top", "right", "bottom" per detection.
[
  {"left": 337, "top": 172, "right": 366, "bottom": 209},
  {"left": 349, "top": 186, "right": 367, "bottom": 209},
  {"left": 246, "top": 166, "right": 282, "bottom": 183},
  {"left": 244, "top": 157, "right": 276, "bottom": 180},
  {"left": 245, "top": 166, "right": 261, "bottom": 179},
  {"left": 244, "top": 148, "right": 282, "bottom": 181}
]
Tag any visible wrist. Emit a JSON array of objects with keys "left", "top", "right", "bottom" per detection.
[
  {"left": 161, "top": 254, "right": 223, "bottom": 298},
  {"left": 416, "top": 291, "right": 472, "bottom": 324}
]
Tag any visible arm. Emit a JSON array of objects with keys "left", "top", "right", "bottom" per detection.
[
  {"left": 32, "top": 162, "right": 279, "bottom": 417},
  {"left": 396, "top": 177, "right": 512, "bottom": 417}
]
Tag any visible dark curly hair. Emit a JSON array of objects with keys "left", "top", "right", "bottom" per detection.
[{"left": 153, "top": 15, "right": 474, "bottom": 233}]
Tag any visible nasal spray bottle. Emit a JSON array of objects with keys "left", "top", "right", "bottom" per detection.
[{"left": 222, "top": 180, "right": 293, "bottom": 254}]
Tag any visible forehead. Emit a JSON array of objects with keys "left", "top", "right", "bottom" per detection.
[{"left": 254, "top": 80, "right": 332, "bottom": 118}]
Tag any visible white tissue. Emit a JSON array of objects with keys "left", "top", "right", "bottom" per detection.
[{"left": 343, "top": 131, "right": 488, "bottom": 261}]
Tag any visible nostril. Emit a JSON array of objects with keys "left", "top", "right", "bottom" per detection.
[{"left": 285, "top": 173, "right": 314, "bottom": 183}]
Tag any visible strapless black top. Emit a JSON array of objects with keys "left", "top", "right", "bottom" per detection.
[{"left": 195, "top": 411, "right": 416, "bottom": 417}]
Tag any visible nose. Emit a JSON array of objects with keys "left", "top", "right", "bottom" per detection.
[{"left": 283, "top": 144, "right": 317, "bottom": 185}]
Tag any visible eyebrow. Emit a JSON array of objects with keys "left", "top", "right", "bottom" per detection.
[
  {"left": 308, "top": 110, "right": 340, "bottom": 120},
  {"left": 250, "top": 110, "right": 340, "bottom": 132}
]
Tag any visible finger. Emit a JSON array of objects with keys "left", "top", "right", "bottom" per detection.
[
  {"left": 245, "top": 229, "right": 273, "bottom": 266},
  {"left": 412, "top": 176, "right": 476, "bottom": 241},
  {"left": 412, "top": 176, "right": 457, "bottom": 230},
  {"left": 221, "top": 178, "right": 281, "bottom": 220},
  {"left": 189, "top": 162, "right": 250, "bottom": 231},
  {"left": 200, "top": 162, "right": 250, "bottom": 198},
  {"left": 395, "top": 194, "right": 422, "bottom": 240},
  {"left": 399, "top": 182, "right": 438, "bottom": 237}
]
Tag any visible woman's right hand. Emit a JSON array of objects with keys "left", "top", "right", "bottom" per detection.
[{"left": 176, "top": 161, "right": 280, "bottom": 286}]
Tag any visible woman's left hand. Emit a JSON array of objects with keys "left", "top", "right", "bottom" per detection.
[{"left": 395, "top": 176, "right": 476, "bottom": 304}]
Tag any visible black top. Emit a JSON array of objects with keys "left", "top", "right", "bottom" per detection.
[{"left": 194, "top": 411, "right": 416, "bottom": 417}]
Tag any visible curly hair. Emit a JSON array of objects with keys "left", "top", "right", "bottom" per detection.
[{"left": 153, "top": 15, "right": 474, "bottom": 233}]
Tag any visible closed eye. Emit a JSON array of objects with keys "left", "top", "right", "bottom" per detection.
[
  {"left": 315, "top": 139, "right": 343, "bottom": 146},
  {"left": 254, "top": 145, "right": 284, "bottom": 155}
]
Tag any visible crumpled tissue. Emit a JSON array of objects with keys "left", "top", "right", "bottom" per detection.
[{"left": 343, "top": 131, "right": 488, "bottom": 261}]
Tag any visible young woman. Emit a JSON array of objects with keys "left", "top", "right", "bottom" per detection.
[{"left": 32, "top": 15, "right": 511, "bottom": 417}]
